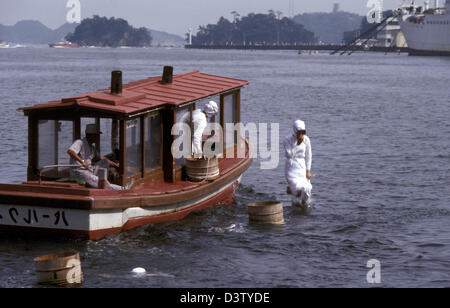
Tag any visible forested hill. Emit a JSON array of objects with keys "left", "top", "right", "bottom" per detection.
[
  {"left": 0, "top": 21, "right": 77, "bottom": 44},
  {"left": 65, "top": 15, "right": 152, "bottom": 47},
  {"left": 192, "top": 12, "right": 317, "bottom": 46},
  {"left": 292, "top": 11, "right": 363, "bottom": 44}
]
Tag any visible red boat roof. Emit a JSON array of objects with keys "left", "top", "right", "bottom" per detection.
[{"left": 20, "top": 70, "right": 249, "bottom": 116}]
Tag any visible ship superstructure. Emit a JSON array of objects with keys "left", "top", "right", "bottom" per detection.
[{"left": 397, "top": 0, "right": 450, "bottom": 53}]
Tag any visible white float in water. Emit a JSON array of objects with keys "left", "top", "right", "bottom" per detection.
[{"left": 131, "top": 267, "right": 146, "bottom": 275}]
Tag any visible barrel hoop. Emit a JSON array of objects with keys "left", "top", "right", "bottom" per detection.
[
  {"left": 193, "top": 172, "right": 219, "bottom": 177},
  {"left": 248, "top": 210, "right": 283, "bottom": 216},
  {"left": 185, "top": 163, "right": 219, "bottom": 169},
  {"left": 35, "top": 265, "right": 78, "bottom": 272},
  {"left": 249, "top": 218, "right": 285, "bottom": 225},
  {"left": 187, "top": 168, "right": 220, "bottom": 174}
]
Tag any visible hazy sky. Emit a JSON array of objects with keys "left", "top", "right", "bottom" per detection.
[{"left": 1, "top": 0, "right": 406, "bottom": 36}]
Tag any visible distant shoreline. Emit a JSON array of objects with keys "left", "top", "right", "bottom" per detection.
[
  {"left": 185, "top": 45, "right": 450, "bottom": 56},
  {"left": 185, "top": 44, "right": 410, "bottom": 53}
]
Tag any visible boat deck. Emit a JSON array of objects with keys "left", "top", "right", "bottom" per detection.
[
  {"left": 1, "top": 152, "right": 243, "bottom": 194},
  {"left": 0, "top": 151, "right": 251, "bottom": 210}
]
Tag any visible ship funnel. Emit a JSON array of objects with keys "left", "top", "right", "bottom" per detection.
[
  {"left": 111, "top": 70, "right": 123, "bottom": 94},
  {"left": 160, "top": 66, "right": 173, "bottom": 84}
]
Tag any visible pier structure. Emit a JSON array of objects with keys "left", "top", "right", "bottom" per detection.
[{"left": 185, "top": 44, "right": 410, "bottom": 53}]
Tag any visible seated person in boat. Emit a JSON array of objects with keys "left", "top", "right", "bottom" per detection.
[
  {"left": 284, "top": 120, "right": 312, "bottom": 204},
  {"left": 67, "top": 124, "right": 128, "bottom": 190},
  {"left": 183, "top": 100, "right": 219, "bottom": 158}
]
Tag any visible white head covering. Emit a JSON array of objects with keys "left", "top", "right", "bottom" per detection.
[
  {"left": 293, "top": 120, "right": 306, "bottom": 134},
  {"left": 86, "top": 124, "right": 102, "bottom": 135},
  {"left": 204, "top": 100, "right": 218, "bottom": 115}
]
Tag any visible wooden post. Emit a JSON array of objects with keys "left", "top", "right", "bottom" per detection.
[
  {"left": 236, "top": 89, "right": 241, "bottom": 124},
  {"left": 235, "top": 90, "right": 242, "bottom": 156},
  {"left": 159, "top": 113, "right": 164, "bottom": 173},
  {"left": 54, "top": 120, "right": 59, "bottom": 166},
  {"left": 141, "top": 116, "right": 146, "bottom": 178},
  {"left": 220, "top": 94, "right": 225, "bottom": 158},
  {"left": 98, "top": 168, "right": 107, "bottom": 189},
  {"left": 119, "top": 119, "right": 126, "bottom": 186},
  {"left": 162, "top": 108, "right": 175, "bottom": 182},
  {"left": 95, "top": 117, "right": 100, "bottom": 155},
  {"left": 74, "top": 116, "right": 81, "bottom": 141},
  {"left": 27, "top": 116, "right": 38, "bottom": 181},
  {"left": 189, "top": 104, "right": 193, "bottom": 156}
]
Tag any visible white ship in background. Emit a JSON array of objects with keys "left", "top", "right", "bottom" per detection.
[{"left": 396, "top": 0, "right": 450, "bottom": 54}]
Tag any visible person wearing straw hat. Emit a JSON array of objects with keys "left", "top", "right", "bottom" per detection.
[
  {"left": 67, "top": 124, "right": 131, "bottom": 190},
  {"left": 284, "top": 120, "right": 312, "bottom": 205}
]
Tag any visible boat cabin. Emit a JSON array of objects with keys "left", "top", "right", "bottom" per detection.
[{"left": 20, "top": 67, "right": 249, "bottom": 188}]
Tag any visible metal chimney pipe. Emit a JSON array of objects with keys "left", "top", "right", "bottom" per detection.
[
  {"left": 160, "top": 66, "right": 173, "bottom": 84},
  {"left": 111, "top": 70, "right": 123, "bottom": 94}
]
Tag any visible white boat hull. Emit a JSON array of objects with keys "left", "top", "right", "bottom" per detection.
[
  {"left": 400, "top": 18, "right": 450, "bottom": 51},
  {"left": 398, "top": 1, "right": 450, "bottom": 52},
  {"left": 0, "top": 175, "right": 242, "bottom": 239}
]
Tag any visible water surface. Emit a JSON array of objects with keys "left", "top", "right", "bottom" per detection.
[{"left": 0, "top": 47, "right": 449, "bottom": 287}]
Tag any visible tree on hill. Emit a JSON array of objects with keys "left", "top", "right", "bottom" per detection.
[
  {"left": 191, "top": 11, "right": 317, "bottom": 45},
  {"left": 65, "top": 15, "right": 152, "bottom": 47}
]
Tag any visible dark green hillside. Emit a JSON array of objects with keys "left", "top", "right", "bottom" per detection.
[
  {"left": 65, "top": 15, "right": 152, "bottom": 47},
  {"left": 192, "top": 11, "right": 317, "bottom": 45}
]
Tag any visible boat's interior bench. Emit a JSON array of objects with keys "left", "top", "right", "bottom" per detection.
[{"left": 39, "top": 151, "right": 121, "bottom": 186}]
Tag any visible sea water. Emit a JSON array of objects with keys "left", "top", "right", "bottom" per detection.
[{"left": 0, "top": 47, "right": 449, "bottom": 287}]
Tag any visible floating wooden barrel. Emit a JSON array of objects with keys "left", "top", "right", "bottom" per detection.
[
  {"left": 248, "top": 201, "right": 285, "bottom": 225},
  {"left": 34, "top": 252, "right": 83, "bottom": 285},
  {"left": 185, "top": 157, "right": 220, "bottom": 182}
]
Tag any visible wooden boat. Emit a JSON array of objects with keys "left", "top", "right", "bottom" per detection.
[{"left": 0, "top": 67, "right": 252, "bottom": 240}]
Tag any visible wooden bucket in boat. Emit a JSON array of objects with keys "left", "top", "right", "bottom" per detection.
[
  {"left": 185, "top": 157, "right": 220, "bottom": 182},
  {"left": 34, "top": 252, "right": 83, "bottom": 285},
  {"left": 248, "top": 201, "right": 285, "bottom": 225}
]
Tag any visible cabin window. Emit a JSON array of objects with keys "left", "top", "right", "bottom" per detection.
[
  {"left": 81, "top": 117, "right": 119, "bottom": 162},
  {"left": 145, "top": 113, "right": 162, "bottom": 171},
  {"left": 196, "top": 98, "right": 222, "bottom": 156},
  {"left": 81, "top": 117, "right": 99, "bottom": 153},
  {"left": 37, "top": 120, "right": 74, "bottom": 179},
  {"left": 197, "top": 98, "right": 221, "bottom": 126},
  {"left": 175, "top": 106, "right": 192, "bottom": 166},
  {"left": 57, "top": 121, "right": 74, "bottom": 166},
  {"left": 126, "top": 118, "right": 142, "bottom": 177},
  {"left": 99, "top": 118, "right": 113, "bottom": 158},
  {"left": 37, "top": 120, "right": 57, "bottom": 168},
  {"left": 223, "top": 92, "right": 238, "bottom": 150},
  {"left": 37, "top": 120, "right": 74, "bottom": 169}
]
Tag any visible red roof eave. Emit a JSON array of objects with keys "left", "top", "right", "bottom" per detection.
[{"left": 19, "top": 71, "right": 249, "bottom": 117}]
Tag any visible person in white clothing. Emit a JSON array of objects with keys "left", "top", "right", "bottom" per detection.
[
  {"left": 183, "top": 100, "right": 218, "bottom": 158},
  {"left": 67, "top": 124, "right": 129, "bottom": 190},
  {"left": 284, "top": 120, "right": 312, "bottom": 204}
]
